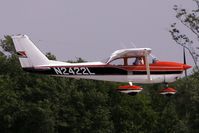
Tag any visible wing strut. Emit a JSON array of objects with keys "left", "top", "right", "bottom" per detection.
[{"left": 144, "top": 49, "right": 151, "bottom": 81}]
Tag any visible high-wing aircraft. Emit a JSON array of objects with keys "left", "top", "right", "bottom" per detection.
[{"left": 12, "top": 35, "right": 191, "bottom": 96}]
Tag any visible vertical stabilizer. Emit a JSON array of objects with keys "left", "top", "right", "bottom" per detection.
[{"left": 12, "top": 35, "right": 50, "bottom": 68}]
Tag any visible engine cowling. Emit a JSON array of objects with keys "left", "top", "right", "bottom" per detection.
[{"left": 117, "top": 85, "right": 143, "bottom": 96}]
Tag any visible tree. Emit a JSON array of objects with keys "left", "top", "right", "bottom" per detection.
[
  {"left": 0, "top": 35, "right": 15, "bottom": 55},
  {"left": 170, "top": 0, "right": 199, "bottom": 70},
  {"left": 46, "top": 52, "right": 57, "bottom": 60},
  {"left": 1, "top": 35, "right": 199, "bottom": 132}
]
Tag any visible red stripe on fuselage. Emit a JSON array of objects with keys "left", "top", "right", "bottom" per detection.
[{"left": 39, "top": 61, "right": 185, "bottom": 72}]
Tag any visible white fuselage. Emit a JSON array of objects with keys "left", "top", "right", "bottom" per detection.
[{"left": 55, "top": 74, "right": 181, "bottom": 84}]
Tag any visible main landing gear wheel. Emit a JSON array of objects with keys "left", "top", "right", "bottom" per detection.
[
  {"left": 159, "top": 84, "right": 177, "bottom": 96},
  {"left": 116, "top": 85, "right": 143, "bottom": 96}
]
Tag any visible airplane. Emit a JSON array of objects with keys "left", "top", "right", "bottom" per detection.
[{"left": 12, "top": 35, "right": 192, "bottom": 96}]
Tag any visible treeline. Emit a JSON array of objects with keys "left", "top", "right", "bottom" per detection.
[{"left": 0, "top": 36, "right": 199, "bottom": 133}]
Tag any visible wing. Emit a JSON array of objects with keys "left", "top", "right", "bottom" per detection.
[{"left": 107, "top": 48, "right": 152, "bottom": 63}]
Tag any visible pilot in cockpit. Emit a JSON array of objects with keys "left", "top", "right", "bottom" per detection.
[{"left": 133, "top": 57, "right": 144, "bottom": 65}]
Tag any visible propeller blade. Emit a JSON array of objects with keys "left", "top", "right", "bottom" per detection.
[{"left": 183, "top": 47, "right": 187, "bottom": 77}]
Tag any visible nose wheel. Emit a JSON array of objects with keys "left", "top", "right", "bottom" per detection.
[{"left": 159, "top": 84, "right": 177, "bottom": 96}]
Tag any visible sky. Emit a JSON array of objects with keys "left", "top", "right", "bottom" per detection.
[{"left": 0, "top": 0, "right": 196, "bottom": 71}]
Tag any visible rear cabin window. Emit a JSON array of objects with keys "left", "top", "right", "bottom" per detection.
[{"left": 109, "top": 58, "right": 124, "bottom": 66}]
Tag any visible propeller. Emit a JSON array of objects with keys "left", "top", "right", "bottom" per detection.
[{"left": 183, "top": 46, "right": 187, "bottom": 77}]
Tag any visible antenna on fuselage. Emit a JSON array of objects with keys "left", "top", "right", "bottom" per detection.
[
  {"left": 130, "top": 41, "right": 137, "bottom": 48},
  {"left": 120, "top": 42, "right": 127, "bottom": 49}
]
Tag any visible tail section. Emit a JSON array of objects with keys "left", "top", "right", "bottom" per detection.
[{"left": 12, "top": 35, "right": 50, "bottom": 68}]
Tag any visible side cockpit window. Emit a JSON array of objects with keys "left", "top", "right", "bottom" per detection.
[
  {"left": 134, "top": 57, "right": 144, "bottom": 65},
  {"left": 128, "top": 57, "right": 144, "bottom": 65},
  {"left": 128, "top": 57, "right": 137, "bottom": 65},
  {"left": 108, "top": 56, "right": 153, "bottom": 66}
]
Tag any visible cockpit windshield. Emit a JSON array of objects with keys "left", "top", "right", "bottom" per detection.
[{"left": 149, "top": 54, "right": 158, "bottom": 64}]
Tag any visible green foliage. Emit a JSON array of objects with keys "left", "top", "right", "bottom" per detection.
[
  {"left": 68, "top": 57, "right": 86, "bottom": 63},
  {"left": 170, "top": 0, "right": 199, "bottom": 70},
  {"left": 46, "top": 52, "right": 57, "bottom": 60},
  {"left": 0, "top": 35, "right": 15, "bottom": 55},
  {"left": 0, "top": 35, "right": 199, "bottom": 133}
]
